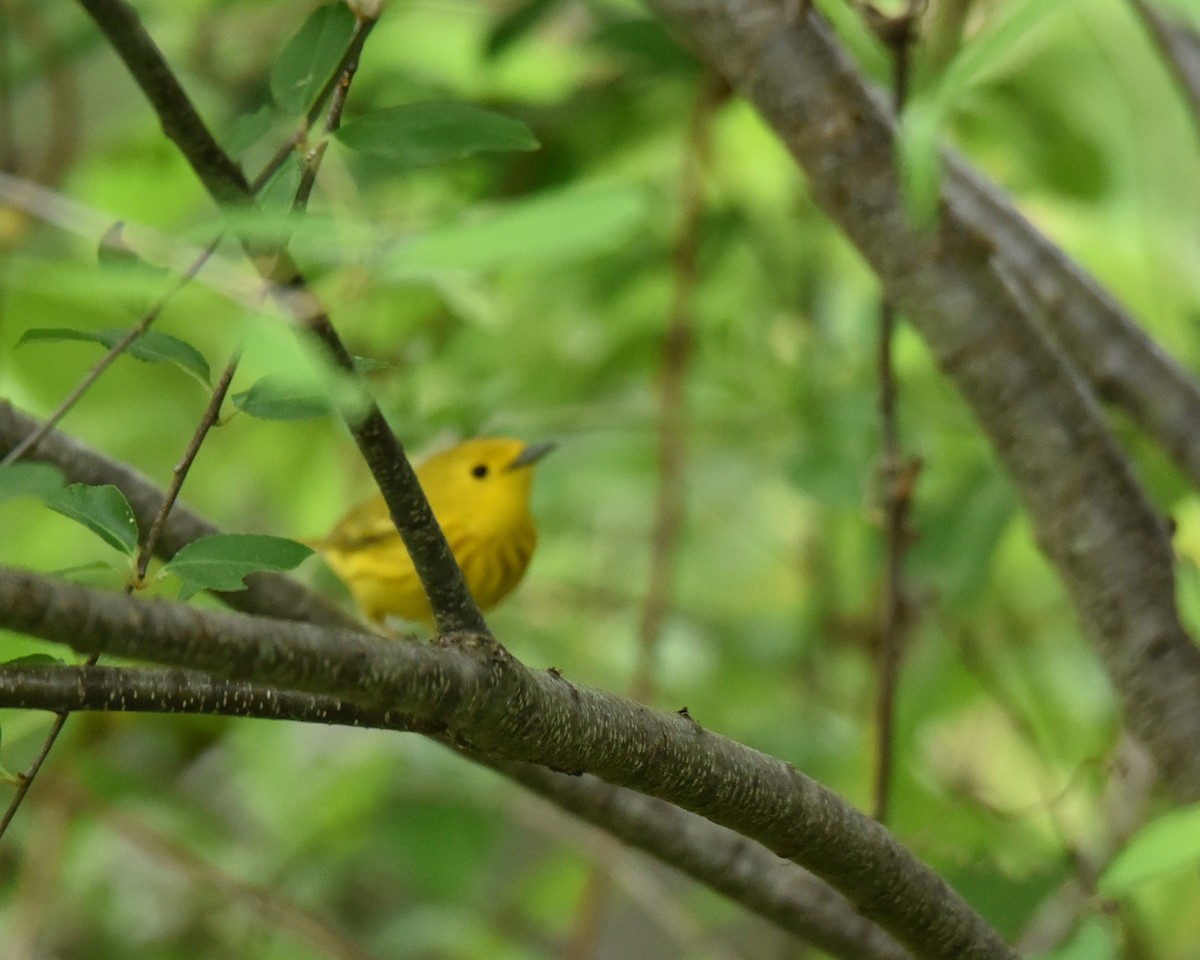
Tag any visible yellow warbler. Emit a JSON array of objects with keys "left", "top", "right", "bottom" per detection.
[{"left": 309, "top": 438, "right": 554, "bottom": 625}]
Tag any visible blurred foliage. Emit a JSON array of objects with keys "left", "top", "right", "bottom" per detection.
[{"left": 2, "top": 0, "right": 1200, "bottom": 957}]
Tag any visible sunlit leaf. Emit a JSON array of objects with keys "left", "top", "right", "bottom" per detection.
[
  {"left": 46, "top": 483, "right": 139, "bottom": 557},
  {"left": 1099, "top": 802, "right": 1200, "bottom": 894},
  {"left": 389, "top": 183, "right": 648, "bottom": 274},
  {"left": 485, "top": 0, "right": 561, "bottom": 58},
  {"left": 232, "top": 374, "right": 333, "bottom": 420},
  {"left": 161, "top": 534, "right": 313, "bottom": 600},
  {"left": 18, "top": 327, "right": 211, "bottom": 385},
  {"left": 897, "top": 0, "right": 1069, "bottom": 223},
  {"left": 270, "top": 2, "right": 356, "bottom": 115},
  {"left": 336, "top": 103, "right": 539, "bottom": 166},
  {"left": 1038, "top": 917, "right": 1119, "bottom": 960}
]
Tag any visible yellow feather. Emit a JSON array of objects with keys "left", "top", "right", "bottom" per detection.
[{"left": 309, "top": 438, "right": 552, "bottom": 626}]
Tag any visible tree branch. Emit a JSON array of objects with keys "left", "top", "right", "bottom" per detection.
[
  {"left": 0, "top": 403, "right": 915, "bottom": 960},
  {"left": 0, "top": 567, "right": 1014, "bottom": 960},
  {"left": 0, "top": 662, "right": 914, "bottom": 960},
  {"left": 1128, "top": 0, "right": 1200, "bottom": 138},
  {"left": 645, "top": 0, "right": 1200, "bottom": 800},
  {"left": 943, "top": 155, "right": 1200, "bottom": 490},
  {"left": 73, "top": 0, "right": 484, "bottom": 635}
]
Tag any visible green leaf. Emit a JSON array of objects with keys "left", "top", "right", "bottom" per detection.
[
  {"left": 258, "top": 153, "right": 306, "bottom": 213},
  {"left": 485, "top": 0, "right": 561, "bottom": 58},
  {"left": 161, "top": 534, "right": 313, "bottom": 600},
  {"left": 588, "top": 19, "right": 699, "bottom": 73},
  {"left": 1038, "top": 917, "right": 1119, "bottom": 960},
  {"left": 18, "top": 327, "right": 211, "bottom": 385},
  {"left": 226, "top": 104, "right": 283, "bottom": 157},
  {"left": 232, "top": 374, "right": 333, "bottom": 420},
  {"left": 897, "top": 98, "right": 944, "bottom": 228},
  {"left": 353, "top": 356, "right": 395, "bottom": 374},
  {"left": 2, "top": 654, "right": 65, "bottom": 667},
  {"left": 390, "top": 182, "right": 648, "bottom": 274},
  {"left": 897, "top": 0, "right": 1068, "bottom": 224},
  {"left": 270, "top": 2, "right": 357, "bottom": 115},
  {"left": 1099, "top": 802, "right": 1200, "bottom": 894},
  {"left": 812, "top": 0, "right": 890, "bottom": 81},
  {"left": 336, "top": 103, "right": 539, "bottom": 166},
  {"left": 0, "top": 463, "right": 66, "bottom": 503},
  {"left": 46, "top": 483, "right": 139, "bottom": 557}
]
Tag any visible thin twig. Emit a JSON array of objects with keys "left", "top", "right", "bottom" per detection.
[
  {"left": 0, "top": 3, "right": 386, "bottom": 841},
  {"left": 628, "top": 74, "right": 723, "bottom": 706},
  {"left": 567, "top": 75, "right": 723, "bottom": 960},
  {"left": 871, "top": 1, "right": 922, "bottom": 825},
  {"left": 293, "top": 13, "right": 376, "bottom": 213},
  {"left": 249, "top": 12, "right": 380, "bottom": 196},
  {"left": 0, "top": 705, "right": 78, "bottom": 840},
  {"left": 46, "top": 775, "right": 379, "bottom": 960},
  {"left": 0, "top": 0, "right": 18, "bottom": 176},
  {"left": 0, "top": 242, "right": 227, "bottom": 841},
  {"left": 0, "top": 347, "right": 240, "bottom": 840},
  {"left": 135, "top": 352, "right": 241, "bottom": 582},
  {"left": 0, "top": 234, "right": 223, "bottom": 469},
  {"left": 0, "top": 401, "right": 360, "bottom": 628}
]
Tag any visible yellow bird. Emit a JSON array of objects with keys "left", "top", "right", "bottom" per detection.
[{"left": 309, "top": 438, "right": 554, "bottom": 626}]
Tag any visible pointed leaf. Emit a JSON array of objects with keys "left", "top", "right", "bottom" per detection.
[
  {"left": 226, "top": 104, "right": 284, "bottom": 157},
  {"left": 336, "top": 103, "right": 538, "bottom": 166},
  {"left": 232, "top": 374, "right": 333, "bottom": 420},
  {"left": 485, "top": 0, "right": 561, "bottom": 58},
  {"left": 0, "top": 463, "right": 66, "bottom": 503},
  {"left": 391, "top": 183, "right": 648, "bottom": 273},
  {"left": 588, "top": 19, "right": 699, "bottom": 72},
  {"left": 1037, "top": 917, "right": 1119, "bottom": 960},
  {"left": 161, "top": 534, "right": 313, "bottom": 600},
  {"left": 46, "top": 483, "right": 139, "bottom": 556},
  {"left": 1099, "top": 802, "right": 1200, "bottom": 894},
  {"left": 18, "top": 327, "right": 211, "bottom": 385},
  {"left": 897, "top": 0, "right": 1067, "bottom": 224},
  {"left": 3, "top": 654, "right": 65, "bottom": 667},
  {"left": 270, "top": 3, "right": 357, "bottom": 115}
]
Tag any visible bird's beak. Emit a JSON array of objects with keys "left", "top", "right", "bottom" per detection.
[{"left": 508, "top": 441, "right": 557, "bottom": 470}]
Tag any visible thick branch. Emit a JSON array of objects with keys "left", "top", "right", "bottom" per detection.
[
  {"left": 646, "top": 0, "right": 1200, "bottom": 799},
  {"left": 0, "top": 663, "right": 912, "bottom": 960},
  {"left": 944, "top": 156, "right": 1200, "bottom": 490},
  {"left": 0, "top": 567, "right": 1014, "bottom": 960},
  {"left": 1129, "top": 0, "right": 1200, "bottom": 135}
]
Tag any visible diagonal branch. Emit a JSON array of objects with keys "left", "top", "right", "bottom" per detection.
[
  {"left": 1129, "top": 0, "right": 1200, "bottom": 135},
  {"left": 645, "top": 0, "right": 1200, "bottom": 800},
  {"left": 0, "top": 662, "right": 914, "bottom": 959},
  {"left": 0, "top": 567, "right": 1014, "bottom": 960},
  {"left": 73, "top": 0, "right": 483, "bottom": 635},
  {"left": 943, "top": 155, "right": 1200, "bottom": 490}
]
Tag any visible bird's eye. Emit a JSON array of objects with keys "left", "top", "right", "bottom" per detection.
[{"left": 471, "top": 464, "right": 489, "bottom": 478}]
